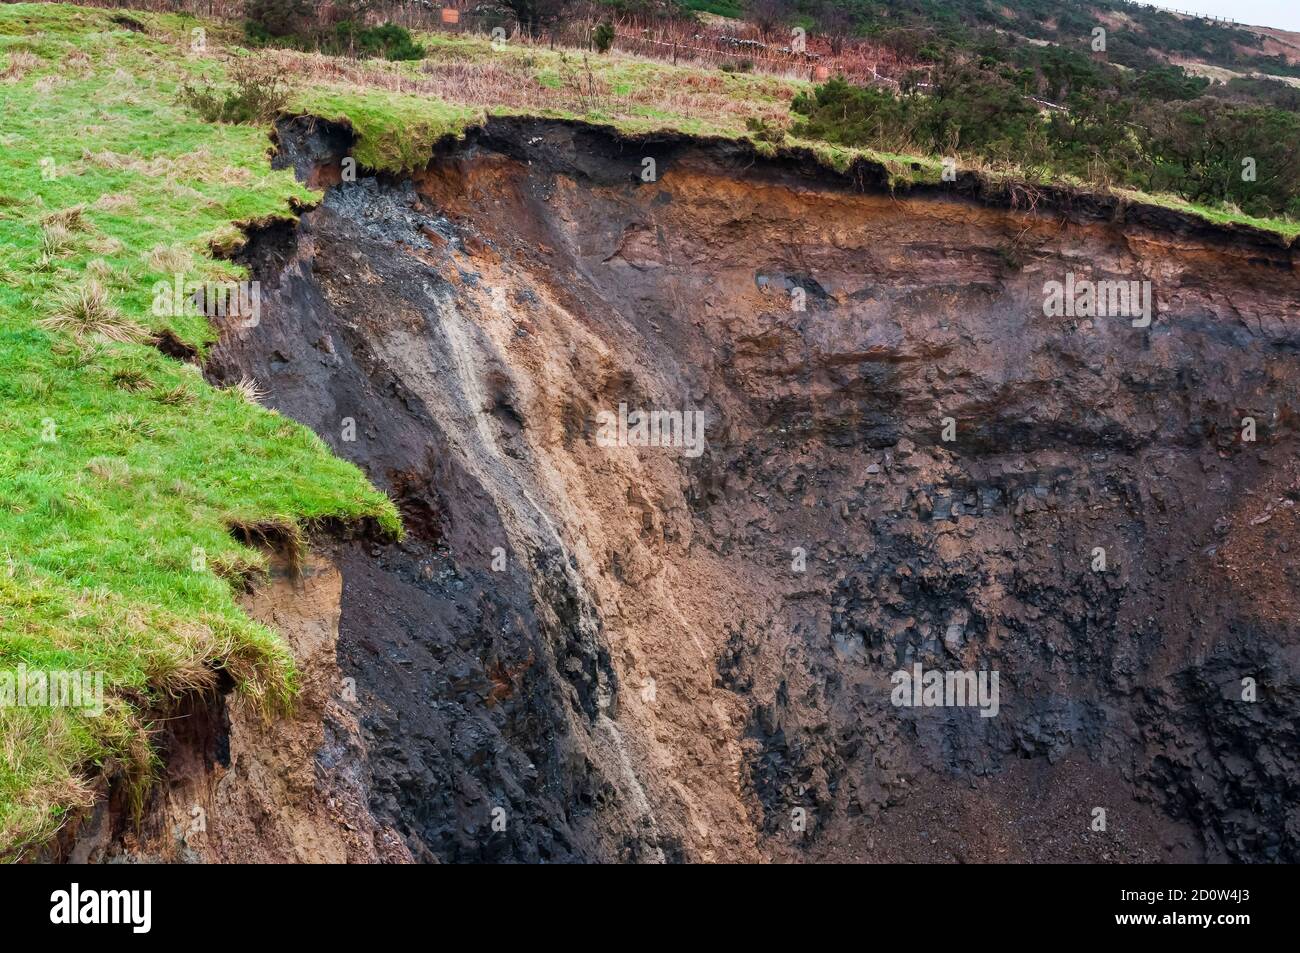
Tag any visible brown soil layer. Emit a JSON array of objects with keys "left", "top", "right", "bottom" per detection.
[
  {"left": 100, "top": 115, "right": 1299, "bottom": 863},
  {"left": 65, "top": 553, "right": 410, "bottom": 863}
]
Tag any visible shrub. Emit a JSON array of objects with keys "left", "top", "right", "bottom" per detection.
[
  {"left": 378, "top": 25, "right": 426, "bottom": 61},
  {"left": 244, "top": 0, "right": 313, "bottom": 38},
  {"left": 1133, "top": 65, "right": 1210, "bottom": 102},
  {"left": 178, "top": 61, "right": 290, "bottom": 125},
  {"left": 500, "top": 0, "right": 572, "bottom": 37},
  {"left": 593, "top": 21, "right": 616, "bottom": 54},
  {"left": 1135, "top": 99, "right": 1300, "bottom": 217},
  {"left": 792, "top": 69, "right": 1300, "bottom": 219},
  {"left": 792, "top": 76, "right": 921, "bottom": 150},
  {"left": 745, "top": 116, "right": 786, "bottom": 144},
  {"left": 333, "top": 22, "right": 427, "bottom": 61}
]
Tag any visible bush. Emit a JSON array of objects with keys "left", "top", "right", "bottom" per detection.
[
  {"left": 1136, "top": 99, "right": 1300, "bottom": 217},
  {"left": 791, "top": 69, "right": 1300, "bottom": 219},
  {"left": 243, "top": 20, "right": 275, "bottom": 46},
  {"left": 178, "top": 60, "right": 290, "bottom": 124},
  {"left": 334, "top": 22, "right": 426, "bottom": 61},
  {"left": 593, "top": 21, "right": 616, "bottom": 54},
  {"left": 745, "top": 116, "right": 786, "bottom": 144},
  {"left": 243, "top": 1, "right": 423, "bottom": 61},
  {"left": 792, "top": 76, "right": 924, "bottom": 151},
  {"left": 500, "top": 0, "right": 573, "bottom": 37},
  {"left": 1132, "top": 65, "right": 1210, "bottom": 102},
  {"left": 244, "top": 0, "right": 313, "bottom": 38}
]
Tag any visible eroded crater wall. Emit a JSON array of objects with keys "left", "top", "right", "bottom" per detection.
[{"left": 204, "top": 117, "right": 1298, "bottom": 863}]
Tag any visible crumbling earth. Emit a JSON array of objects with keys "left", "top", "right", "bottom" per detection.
[{"left": 94, "top": 115, "right": 1299, "bottom": 863}]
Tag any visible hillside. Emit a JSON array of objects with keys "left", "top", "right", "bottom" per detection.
[
  {"left": 773, "top": 0, "right": 1300, "bottom": 76},
  {"left": 0, "top": 0, "right": 1297, "bottom": 869},
  {"left": 0, "top": 2, "right": 400, "bottom": 856}
]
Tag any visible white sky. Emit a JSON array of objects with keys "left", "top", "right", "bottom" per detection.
[{"left": 1136, "top": 0, "right": 1300, "bottom": 32}]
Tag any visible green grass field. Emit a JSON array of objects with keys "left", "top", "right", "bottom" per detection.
[{"left": 0, "top": 3, "right": 398, "bottom": 857}]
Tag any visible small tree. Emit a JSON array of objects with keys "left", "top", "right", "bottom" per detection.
[
  {"left": 816, "top": 1, "right": 854, "bottom": 56},
  {"left": 244, "top": 0, "right": 313, "bottom": 38},
  {"left": 593, "top": 21, "right": 615, "bottom": 54},
  {"left": 499, "top": 0, "right": 573, "bottom": 38},
  {"left": 746, "top": 0, "right": 791, "bottom": 42}
]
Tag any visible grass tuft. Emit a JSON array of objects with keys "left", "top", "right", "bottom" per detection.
[
  {"left": 227, "top": 375, "right": 267, "bottom": 405},
  {"left": 39, "top": 279, "right": 147, "bottom": 343},
  {"left": 39, "top": 223, "right": 72, "bottom": 259},
  {"left": 41, "top": 205, "right": 89, "bottom": 232}
]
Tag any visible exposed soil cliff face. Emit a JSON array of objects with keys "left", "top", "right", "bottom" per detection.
[
  {"left": 196, "top": 116, "right": 1299, "bottom": 863},
  {"left": 69, "top": 553, "right": 409, "bottom": 863}
]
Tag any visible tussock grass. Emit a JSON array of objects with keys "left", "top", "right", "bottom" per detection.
[
  {"left": 143, "top": 242, "right": 192, "bottom": 274},
  {"left": 42, "top": 205, "right": 89, "bottom": 232},
  {"left": 226, "top": 375, "right": 267, "bottom": 405},
  {"left": 0, "top": 48, "right": 40, "bottom": 82},
  {"left": 92, "top": 192, "right": 135, "bottom": 212},
  {"left": 40, "top": 279, "right": 147, "bottom": 343}
]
